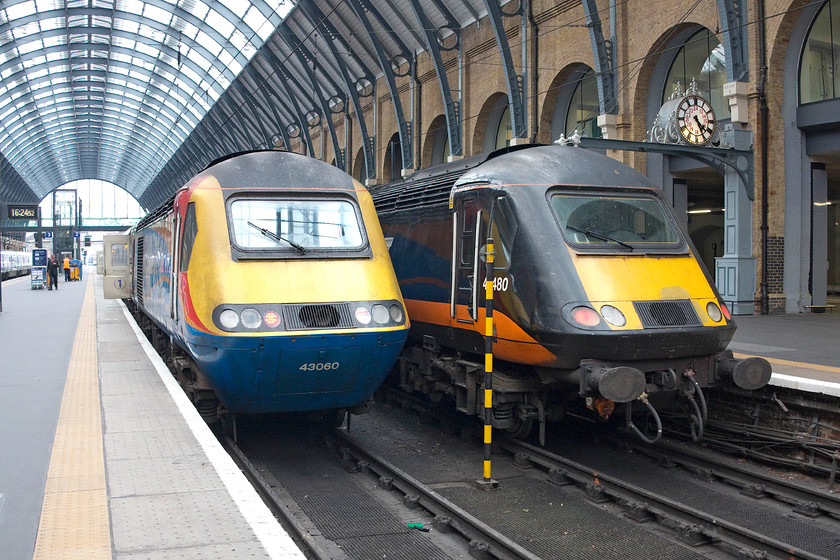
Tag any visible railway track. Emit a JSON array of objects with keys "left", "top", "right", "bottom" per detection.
[
  {"left": 218, "top": 419, "right": 540, "bottom": 560},
  {"left": 502, "top": 438, "right": 836, "bottom": 559}
]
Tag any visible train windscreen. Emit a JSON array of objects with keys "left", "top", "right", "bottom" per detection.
[
  {"left": 550, "top": 192, "right": 684, "bottom": 251},
  {"left": 228, "top": 197, "right": 366, "bottom": 253}
]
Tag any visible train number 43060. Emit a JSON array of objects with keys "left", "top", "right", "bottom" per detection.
[{"left": 299, "top": 362, "right": 341, "bottom": 371}]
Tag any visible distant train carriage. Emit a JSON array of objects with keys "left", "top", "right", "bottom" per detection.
[
  {"left": 370, "top": 144, "right": 771, "bottom": 442},
  {"left": 1, "top": 250, "right": 32, "bottom": 280},
  {"left": 117, "top": 150, "right": 410, "bottom": 422}
]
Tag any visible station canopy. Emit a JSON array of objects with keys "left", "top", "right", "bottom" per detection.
[{"left": 0, "top": 0, "right": 496, "bottom": 212}]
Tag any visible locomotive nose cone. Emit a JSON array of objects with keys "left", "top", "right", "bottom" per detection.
[
  {"left": 597, "top": 366, "right": 647, "bottom": 403},
  {"left": 732, "top": 357, "right": 773, "bottom": 390}
]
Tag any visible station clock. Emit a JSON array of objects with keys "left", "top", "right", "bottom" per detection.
[{"left": 676, "top": 94, "right": 716, "bottom": 146}]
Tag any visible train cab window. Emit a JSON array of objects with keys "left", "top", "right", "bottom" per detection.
[
  {"left": 551, "top": 192, "right": 684, "bottom": 252},
  {"left": 180, "top": 203, "right": 197, "bottom": 272},
  {"left": 228, "top": 197, "right": 367, "bottom": 256},
  {"left": 460, "top": 200, "right": 479, "bottom": 265}
]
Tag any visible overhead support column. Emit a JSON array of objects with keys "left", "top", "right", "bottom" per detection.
[
  {"left": 715, "top": 126, "right": 757, "bottom": 315},
  {"left": 407, "top": 0, "right": 462, "bottom": 158},
  {"left": 716, "top": 0, "right": 749, "bottom": 83},
  {"left": 297, "top": 0, "right": 376, "bottom": 181},
  {"left": 279, "top": 29, "right": 346, "bottom": 170},
  {"left": 345, "top": 0, "right": 414, "bottom": 176},
  {"left": 483, "top": 0, "right": 527, "bottom": 142},
  {"left": 582, "top": 0, "right": 618, "bottom": 116}
]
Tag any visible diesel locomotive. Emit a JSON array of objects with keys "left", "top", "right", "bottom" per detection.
[
  {"left": 118, "top": 150, "right": 409, "bottom": 423},
  {"left": 370, "top": 144, "right": 771, "bottom": 442}
]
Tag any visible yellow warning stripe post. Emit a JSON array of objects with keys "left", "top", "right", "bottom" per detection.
[{"left": 482, "top": 238, "right": 495, "bottom": 484}]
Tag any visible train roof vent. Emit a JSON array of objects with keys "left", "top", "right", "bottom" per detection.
[
  {"left": 633, "top": 300, "right": 701, "bottom": 328},
  {"left": 282, "top": 303, "right": 355, "bottom": 330}
]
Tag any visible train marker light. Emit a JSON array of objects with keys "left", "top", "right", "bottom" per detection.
[
  {"left": 389, "top": 304, "right": 404, "bottom": 323},
  {"left": 572, "top": 306, "right": 601, "bottom": 327},
  {"left": 371, "top": 304, "right": 389, "bottom": 324},
  {"left": 355, "top": 306, "right": 372, "bottom": 325},
  {"left": 263, "top": 310, "right": 281, "bottom": 327},
  {"left": 219, "top": 309, "right": 239, "bottom": 329},
  {"left": 706, "top": 302, "right": 723, "bottom": 322},
  {"left": 240, "top": 308, "right": 262, "bottom": 329},
  {"left": 600, "top": 305, "right": 626, "bottom": 327}
]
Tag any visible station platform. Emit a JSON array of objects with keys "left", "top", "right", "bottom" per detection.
[
  {"left": 0, "top": 272, "right": 304, "bottom": 560},
  {"left": 0, "top": 270, "right": 836, "bottom": 559},
  {"left": 728, "top": 306, "right": 840, "bottom": 397}
]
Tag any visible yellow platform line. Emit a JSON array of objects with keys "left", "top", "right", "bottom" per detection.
[
  {"left": 734, "top": 352, "right": 840, "bottom": 374},
  {"left": 34, "top": 278, "right": 111, "bottom": 560}
]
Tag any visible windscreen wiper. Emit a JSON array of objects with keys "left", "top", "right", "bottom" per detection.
[
  {"left": 247, "top": 221, "right": 307, "bottom": 254},
  {"left": 566, "top": 225, "right": 633, "bottom": 250}
]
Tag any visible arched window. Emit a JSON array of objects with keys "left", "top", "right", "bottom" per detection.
[
  {"left": 663, "top": 28, "right": 729, "bottom": 120},
  {"left": 495, "top": 106, "right": 512, "bottom": 149},
  {"left": 800, "top": 0, "right": 840, "bottom": 104},
  {"left": 565, "top": 69, "right": 602, "bottom": 138},
  {"left": 384, "top": 133, "right": 401, "bottom": 183}
]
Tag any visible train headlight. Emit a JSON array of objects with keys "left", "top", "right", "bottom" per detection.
[
  {"left": 571, "top": 306, "right": 601, "bottom": 327},
  {"left": 219, "top": 309, "right": 239, "bottom": 329},
  {"left": 599, "top": 305, "right": 626, "bottom": 327},
  {"left": 706, "top": 302, "right": 723, "bottom": 322},
  {"left": 371, "top": 304, "right": 390, "bottom": 324},
  {"left": 354, "top": 306, "right": 372, "bottom": 325},
  {"left": 389, "top": 304, "right": 404, "bottom": 323},
  {"left": 240, "top": 308, "right": 262, "bottom": 329}
]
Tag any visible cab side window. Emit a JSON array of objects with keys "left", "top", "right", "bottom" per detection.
[{"left": 179, "top": 203, "right": 197, "bottom": 272}]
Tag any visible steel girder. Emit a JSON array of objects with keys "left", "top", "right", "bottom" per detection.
[
  {"left": 581, "top": 0, "right": 618, "bottom": 115},
  {"left": 276, "top": 25, "right": 346, "bottom": 170},
  {"left": 260, "top": 46, "right": 316, "bottom": 157},
  {"left": 407, "top": 0, "right": 463, "bottom": 157},
  {"left": 344, "top": 0, "right": 414, "bottom": 173},
  {"left": 716, "top": 0, "right": 749, "bottom": 82},
  {"left": 296, "top": 0, "right": 377, "bottom": 180},
  {"left": 483, "top": 0, "right": 527, "bottom": 140}
]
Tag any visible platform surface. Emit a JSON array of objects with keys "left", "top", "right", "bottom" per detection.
[{"left": 0, "top": 272, "right": 303, "bottom": 560}]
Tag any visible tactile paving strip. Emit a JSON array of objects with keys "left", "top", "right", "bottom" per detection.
[{"left": 33, "top": 279, "right": 111, "bottom": 560}]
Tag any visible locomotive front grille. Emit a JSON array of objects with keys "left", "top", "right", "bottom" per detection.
[
  {"left": 282, "top": 303, "right": 354, "bottom": 330},
  {"left": 633, "top": 300, "right": 701, "bottom": 328}
]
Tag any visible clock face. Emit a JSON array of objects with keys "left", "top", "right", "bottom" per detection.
[{"left": 677, "top": 95, "right": 716, "bottom": 145}]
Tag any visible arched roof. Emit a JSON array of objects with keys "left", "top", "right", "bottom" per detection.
[
  {"left": 0, "top": 0, "right": 511, "bottom": 210},
  {"left": 0, "top": 0, "right": 290, "bottom": 204}
]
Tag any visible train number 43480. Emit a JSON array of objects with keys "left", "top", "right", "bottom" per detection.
[{"left": 299, "top": 362, "right": 341, "bottom": 371}]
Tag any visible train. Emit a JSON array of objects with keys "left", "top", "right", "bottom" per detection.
[
  {"left": 369, "top": 143, "right": 772, "bottom": 443},
  {"left": 1, "top": 250, "right": 32, "bottom": 280},
  {"left": 119, "top": 150, "right": 410, "bottom": 424}
]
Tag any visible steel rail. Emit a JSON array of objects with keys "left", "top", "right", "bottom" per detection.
[
  {"left": 331, "top": 430, "right": 542, "bottom": 560},
  {"left": 621, "top": 436, "right": 840, "bottom": 519},
  {"left": 504, "top": 439, "right": 830, "bottom": 560}
]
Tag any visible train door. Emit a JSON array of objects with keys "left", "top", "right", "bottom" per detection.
[
  {"left": 103, "top": 234, "right": 130, "bottom": 299},
  {"left": 451, "top": 197, "right": 483, "bottom": 325}
]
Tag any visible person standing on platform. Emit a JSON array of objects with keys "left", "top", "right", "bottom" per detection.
[
  {"left": 62, "top": 256, "right": 70, "bottom": 281},
  {"left": 47, "top": 254, "right": 59, "bottom": 290}
]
